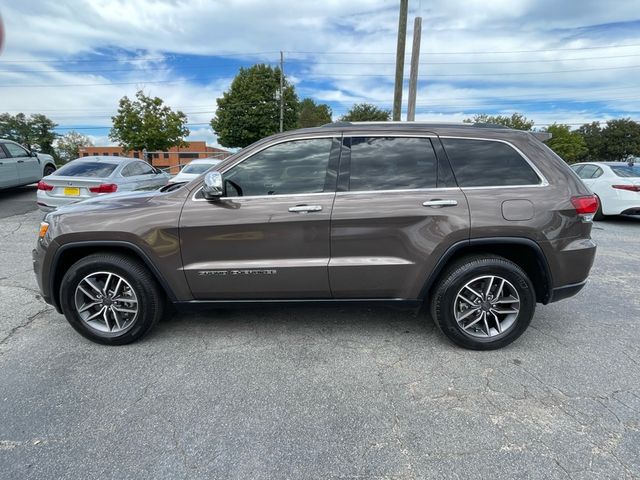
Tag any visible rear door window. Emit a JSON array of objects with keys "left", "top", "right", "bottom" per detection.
[
  {"left": 347, "top": 137, "right": 437, "bottom": 191},
  {"left": 441, "top": 138, "right": 541, "bottom": 187},
  {"left": 53, "top": 162, "right": 117, "bottom": 178}
]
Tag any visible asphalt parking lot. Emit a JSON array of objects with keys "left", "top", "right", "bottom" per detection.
[{"left": 0, "top": 186, "right": 638, "bottom": 480}]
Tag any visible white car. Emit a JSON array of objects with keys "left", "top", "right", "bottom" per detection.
[
  {"left": 571, "top": 161, "right": 640, "bottom": 220},
  {"left": 0, "top": 139, "right": 57, "bottom": 189},
  {"left": 171, "top": 158, "right": 221, "bottom": 183},
  {"left": 37, "top": 156, "right": 170, "bottom": 212}
]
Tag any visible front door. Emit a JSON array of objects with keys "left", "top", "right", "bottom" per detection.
[
  {"left": 4, "top": 142, "right": 40, "bottom": 184},
  {"left": 180, "top": 136, "right": 341, "bottom": 300},
  {"left": 0, "top": 145, "right": 19, "bottom": 188},
  {"left": 329, "top": 135, "right": 470, "bottom": 299}
]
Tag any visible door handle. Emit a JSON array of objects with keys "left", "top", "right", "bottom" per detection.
[
  {"left": 288, "top": 205, "right": 322, "bottom": 213},
  {"left": 17, "top": 160, "right": 24, "bottom": 163},
  {"left": 422, "top": 199, "right": 458, "bottom": 207}
]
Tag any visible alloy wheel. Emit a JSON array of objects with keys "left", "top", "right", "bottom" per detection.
[
  {"left": 453, "top": 275, "right": 520, "bottom": 338},
  {"left": 74, "top": 271, "right": 139, "bottom": 334}
]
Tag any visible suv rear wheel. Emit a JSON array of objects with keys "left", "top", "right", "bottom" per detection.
[
  {"left": 431, "top": 255, "right": 535, "bottom": 350},
  {"left": 59, "top": 253, "right": 164, "bottom": 345}
]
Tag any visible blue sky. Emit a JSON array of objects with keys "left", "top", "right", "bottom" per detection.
[{"left": 1, "top": 0, "right": 639, "bottom": 148}]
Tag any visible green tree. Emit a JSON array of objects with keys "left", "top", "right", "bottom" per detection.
[
  {"left": 56, "top": 131, "right": 94, "bottom": 163},
  {"left": 0, "top": 112, "right": 58, "bottom": 155},
  {"left": 543, "top": 124, "right": 588, "bottom": 163},
  {"left": 600, "top": 118, "right": 640, "bottom": 161},
  {"left": 211, "top": 64, "right": 299, "bottom": 148},
  {"left": 576, "top": 122, "right": 604, "bottom": 161},
  {"left": 340, "top": 103, "right": 390, "bottom": 122},
  {"left": 110, "top": 90, "right": 189, "bottom": 153},
  {"left": 463, "top": 113, "right": 534, "bottom": 131},
  {"left": 297, "top": 98, "right": 332, "bottom": 128}
]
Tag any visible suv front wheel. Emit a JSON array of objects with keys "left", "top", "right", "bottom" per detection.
[
  {"left": 431, "top": 255, "right": 536, "bottom": 350},
  {"left": 59, "top": 253, "right": 164, "bottom": 345}
]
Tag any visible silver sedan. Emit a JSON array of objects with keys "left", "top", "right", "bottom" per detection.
[{"left": 36, "top": 156, "right": 171, "bottom": 212}]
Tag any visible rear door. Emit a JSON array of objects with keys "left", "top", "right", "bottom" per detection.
[
  {"left": 4, "top": 142, "right": 40, "bottom": 184},
  {"left": 329, "top": 134, "right": 470, "bottom": 299},
  {"left": 180, "top": 136, "right": 341, "bottom": 300},
  {"left": 0, "top": 144, "right": 19, "bottom": 188}
]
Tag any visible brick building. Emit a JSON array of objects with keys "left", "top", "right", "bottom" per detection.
[{"left": 78, "top": 141, "right": 231, "bottom": 173}]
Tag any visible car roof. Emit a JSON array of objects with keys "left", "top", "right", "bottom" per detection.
[
  {"left": 187, "top": 158, "right": 221, "bottom": 164},
  {"left": 74, "top": 155, "right": 140, "bottom": 165},
  {"left": 264, "top": 121, "right": 538, "bottom": 142}
]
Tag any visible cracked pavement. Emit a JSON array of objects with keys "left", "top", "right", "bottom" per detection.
[{"left": 0, "top": 187, "right": 639, "bottom": 479}]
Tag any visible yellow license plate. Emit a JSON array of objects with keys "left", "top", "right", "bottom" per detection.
[{"left": 64, "top": 187, "right": 80, "bottom": 196}]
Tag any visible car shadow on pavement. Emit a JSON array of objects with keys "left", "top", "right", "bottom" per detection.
[{"left": 147, "top": 304, "right": 448, "bottom": 347}]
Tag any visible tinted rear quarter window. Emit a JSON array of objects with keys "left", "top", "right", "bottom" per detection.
[
  {"left": 348, "top": 137, "right": 437, "bottom": 191},
  {"left": 441, "top": 138, "right": 541, "bottom": 187},
  {"left": 53, "top": 162, "right": 117, "bottom": 178}
]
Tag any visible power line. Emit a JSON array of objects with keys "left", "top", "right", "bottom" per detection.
[
  {"left": 2, "top": 43, "right": 639, "bottom": 66},
  {"left": 286, "top": 43, "right": 640, "bottom": 55},
  {"left": 5, "top": 53, "right": 639, "bottom": 74},
  {"left": 3, "top": 64, "right": 640, "bottom": 88}
]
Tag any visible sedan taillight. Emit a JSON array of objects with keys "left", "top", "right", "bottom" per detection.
[
  {"left": 571, "top": 195, "right": 599, "bottom": 215},
  {"left": 37, "top": 180, "right": 54, "bottom": 191},
  {"left": 612, "top": 184, "right": 640, "bottom": 192},
  {"left": 89, "top": 183, "right": 118, "bottom": 194}
]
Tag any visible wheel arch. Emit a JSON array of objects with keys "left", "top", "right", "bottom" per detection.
[
  {"left": 420, "top": 237, "right": 553, "bottom": 304},
  {"left": 50, "top": 241, "right": 176, "bottom": 312}
]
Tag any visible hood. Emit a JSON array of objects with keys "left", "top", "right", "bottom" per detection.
[{"left": 51, "top": 189, "right": 158, "bottom": 216}]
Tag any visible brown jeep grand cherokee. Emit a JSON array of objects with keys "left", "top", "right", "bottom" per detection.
[{"left": 33, "top": 122, "right": 598, "bottom": 349}]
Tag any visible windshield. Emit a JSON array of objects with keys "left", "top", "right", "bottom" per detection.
[
  {"left": 610, "top": 165, "right": 640, "bottom": 178},
  {"left": 181, "top": 163, "right": 217, "bottom": 174},
  {"left": 54, "top": 161, "right": 118, "bottom": 178}
]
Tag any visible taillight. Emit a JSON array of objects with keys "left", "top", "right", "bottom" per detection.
[
  {"left": 571, "top": 195, "right": 599, "bottom": 215},
  {"left": 37, "top": 180, "right": 53, "bottom": 191},
  {"left": 89, "top": 183, "right": 118, "bottom": 194},
  {"left": 612, "top": 184, "right": 640, "bottom": 192}
]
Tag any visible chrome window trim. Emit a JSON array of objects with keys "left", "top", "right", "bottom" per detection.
[
  {"left": 336, "top": 187, "right": 462, "bottom": 196},
  {"left": 192, "top": 191, "right": 335, "bottom": 202},
  {"left": 437, "top": 135, "right": 549, "bottom": 189},
  {"left": 191, "top": 132, "right": 550, "bottom": 200}
]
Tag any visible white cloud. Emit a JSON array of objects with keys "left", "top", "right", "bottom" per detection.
[{"left": 0, "top": 0, "right": 638, "bottom": 140}]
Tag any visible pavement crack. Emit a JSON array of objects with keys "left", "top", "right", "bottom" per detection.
[{"left": 0, "top": 306, "right": 53, "bottom": 347}]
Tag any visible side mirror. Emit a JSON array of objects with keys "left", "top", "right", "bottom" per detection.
[
  {"left": 30, "top": 151, "right": 38, "bottom": 157},
  {"left": 202, "top": 171, "right": 223, "bottom": 200}
]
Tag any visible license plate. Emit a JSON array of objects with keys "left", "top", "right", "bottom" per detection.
[{"left": 64, "top": 187, "right": 80, "bottom": 196}]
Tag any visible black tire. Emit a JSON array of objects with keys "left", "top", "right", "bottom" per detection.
[
  {"left": 59, "top": 253, "right": 165, "bottom": 345},
  {"left": 43, "top": 164, "right": 56, "bottom": 177},
  {"left": 430, "top": 255, "right": 536, "bottom": 350},
  {"left": 593, "top": 196, "right": 606, "bottom": 221}
]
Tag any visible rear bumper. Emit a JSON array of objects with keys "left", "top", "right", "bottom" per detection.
[
  {"left": 548, "top": 280, "right": 587, "bottom": 303},
  {"left": 620, "top": 207, "right": 640, "bottom": 216}
]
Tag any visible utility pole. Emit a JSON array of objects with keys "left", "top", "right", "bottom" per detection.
[
  {"left": 407, "top": 16, "right": 422, "bottom": 121},
  {"left": 279, "top": 51, "right": 284, "bottom": 133},
  {"left": 393, "top": 0, "right": 408, "bottom": 121}
]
